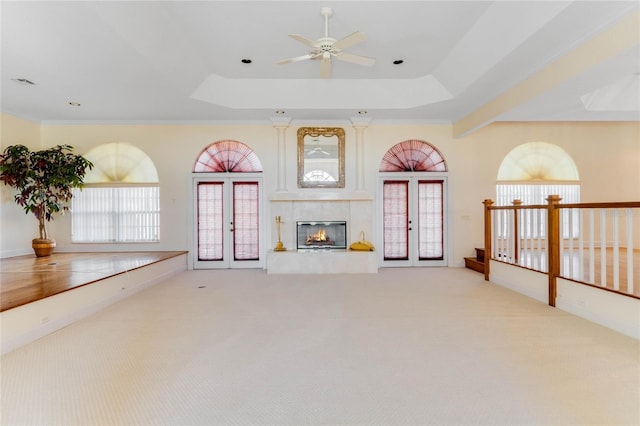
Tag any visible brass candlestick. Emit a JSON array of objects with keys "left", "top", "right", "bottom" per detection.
[{"left": 274, "top": 215, "right": 286, "bottom": 251}]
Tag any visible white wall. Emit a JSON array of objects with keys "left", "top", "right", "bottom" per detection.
[
  {"left": 488, "top": 260, "right": 639, "bottom": 339},
  {"left": 0, "top": 115, "right": 43, "bottom": 257},
  {"left": 2, "top": 114, "right": 639, "bottom": 265}
]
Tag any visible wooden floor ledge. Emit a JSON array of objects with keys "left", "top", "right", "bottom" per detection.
[{"left": 0, "top": 251, "right": 187, "bottom": 312}]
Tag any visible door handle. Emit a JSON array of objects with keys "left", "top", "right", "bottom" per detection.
[{"left": 230, "top": 221, "right": 234, "bottom": 232}]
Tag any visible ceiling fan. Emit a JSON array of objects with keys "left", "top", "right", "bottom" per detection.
[{"left": 276, "top": 7, "right": 376, "bottom": 78}]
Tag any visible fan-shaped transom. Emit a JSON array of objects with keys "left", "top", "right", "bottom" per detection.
[
  {"left": 497, "top": 142, "right": 579, "bottom": 181},
  {"left": 194, "top": 140, "right": 263, "bottom": 173},
  {"left": 83, "top": 142, "right": 159, "bottom": 183},
  {"left": 379, "top": 140, "right": 447, "bottom": 172}
]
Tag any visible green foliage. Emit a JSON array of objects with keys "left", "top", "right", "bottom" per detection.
[{"left": 0, "top": 144, "right": 93, "bottom": 239}]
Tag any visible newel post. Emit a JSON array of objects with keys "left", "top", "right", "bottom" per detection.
[
  {"left": 483, "top": 199, "right": 494, "bottom": 281},
  {"left": 546, "top": 195, "right": 562, "bottom": 307},
  {"left": 512, "top": 199, "right": 522, "bottom": 264}
]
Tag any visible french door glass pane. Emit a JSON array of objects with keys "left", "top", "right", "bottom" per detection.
[
  {"left": 383, "top": 181, "right": 409, "bottom": 260},
  {"left": 233, "top": 182, "right": 259, "bottom": 260},
  {"left": 197, "top": 182, "right": 224, "bottom": 261},
  {"left": 418, "top": 180, "right": 444, "bottom": 260}
]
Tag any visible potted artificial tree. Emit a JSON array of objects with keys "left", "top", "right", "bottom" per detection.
[{"left": 0, "top": 144, "right": 93, "bottom": 257}]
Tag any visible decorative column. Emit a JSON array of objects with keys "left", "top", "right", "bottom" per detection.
[
  {"left": 350, "top": 116, "right": 371, "bottom": 191},
  {"left": 271, "top": 116, "right": 291, "bottom": 192}
]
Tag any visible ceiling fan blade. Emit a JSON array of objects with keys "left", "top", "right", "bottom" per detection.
[
  {"left": 335, "top": 52, "right": 376, "bottom": 67},
  {"left": 320, "top": 55, "right": 332, "bottom": 78},
  {"left": 288, "top": 34, "right": 317, "bottom": 48},
  {"left": 333, "top": 31, "right": 367, "bottom": 50},
  {"left": 276, "top": 53, "right": 316, "bottom": 65}
]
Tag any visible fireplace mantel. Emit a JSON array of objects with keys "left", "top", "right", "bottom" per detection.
[
  {"left": 268, "top": 191, "right": 376, "bottom": 273},
  {"left": 269, "top": 191, "right": 374, "bottom": 201}
]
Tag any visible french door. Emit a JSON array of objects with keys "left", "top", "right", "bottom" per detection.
[
  {"left": 192, "top": 176, "right": 263, "bottom": 269},
  {"left": 379, "top": 176, "right": 447, "bottom": 267}
]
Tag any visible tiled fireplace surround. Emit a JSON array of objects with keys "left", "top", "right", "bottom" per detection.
[{"left": 267, "top": 192, "right": 378, "bottom": 273}]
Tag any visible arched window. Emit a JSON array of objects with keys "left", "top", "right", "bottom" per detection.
[
  {"left": 496, "top": 142, "right": 581, "bottom": 238},
  {"left": 192, "top": 140, "right": 263, "bottom": 268},
  {"left": 379, "top": 139, "right": 447, "bottom": 172},
  {"left": 379, "top": 140, "right": 448, "bottom": 265},
  {"left": 71, "top": 142, "right": 160, "bottom": 243},
  {"left": 194, "top": 140, "right": 263, "bottom": 172},
  {"left": 496, "top": 142, "right": 580, "bottom": 206}
]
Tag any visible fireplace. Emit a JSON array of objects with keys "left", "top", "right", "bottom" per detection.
[{"left": 297, "top": 221, "right": 347, "bottom": 250}]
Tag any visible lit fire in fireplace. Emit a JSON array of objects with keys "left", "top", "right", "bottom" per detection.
[
  {"left": 306, "top": 229, "right": 329, "bottom": 244},
  {"left": 297, "top": 221, "right": 346, "bottom": 250}
]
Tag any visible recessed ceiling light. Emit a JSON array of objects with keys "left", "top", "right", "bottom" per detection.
[
  {"left": 11, "top": 78, "right": 36, "bottom": 85},
  {"left": 68, "top": 102, "right": 81, "bottom": 107},
  {"left": 393, "top": 59, "right": 404, "bottom": 65},
  {"left": 241, "top": 59, "right": 252, "bottom": 64}
]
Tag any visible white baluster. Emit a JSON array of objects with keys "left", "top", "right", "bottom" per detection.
[
  {"left": 613, "top": 208, "right": 620, "bottom": 290},
  {"left": 627, "top": 208, "right": 634, "bottom": 294},
  {"left": 600, "top": 209, "right": 607, "bottom": 287},
  {"left": 589, "top": 208, "right": 595, "bottom": 284},
  {"left": 578, "top": 208, "right": 584, "bottom": 282}
]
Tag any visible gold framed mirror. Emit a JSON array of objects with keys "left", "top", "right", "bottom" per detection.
[{"left": 297, "top": 127, "right": 345, "bottom": 188}]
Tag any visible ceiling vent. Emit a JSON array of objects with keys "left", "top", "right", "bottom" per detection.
[{"left": 11, "top": 78, "right": 36, "bottom": 86}]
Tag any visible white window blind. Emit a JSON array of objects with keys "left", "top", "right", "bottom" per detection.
[
  {"left": 383, "top": 181, "right": 409, "bottom": 260},
  {"left": 232, "top": 182, "right": 260, "bottom": 260},
  {"left": 496, "top": 183, "right": 580, "bottom": 238},
  {"left": 72, "top": 185, "right": 160, "bottom": 243},
  {"left": 418, "top": 180, "right": 444, "bottom": 259},
  {"left": 197, "top": 182, "right": 224, "bottom": 260}
]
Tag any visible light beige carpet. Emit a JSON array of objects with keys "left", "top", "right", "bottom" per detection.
[{"left": 1, "top": 267, "right": 638, "bottom": 425}]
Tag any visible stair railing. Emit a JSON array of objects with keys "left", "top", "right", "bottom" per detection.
[{"left": 484, "top": 197, "right": 639, "bottom": 305}]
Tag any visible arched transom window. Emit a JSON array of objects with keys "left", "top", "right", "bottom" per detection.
[
  {"left": 496, "top": 141, "right": 581, "bottom": 238},
  {"left": 194, "top": 140, "right": 263, "bottom": 173},
  {"left": 497, "top": 141, "right": 579, "bottom": 182},
  {"left": 379, "top": 139, "right": 447, "bottom": 172},
  {"left": 72, "top": 142, "right": 160, "bottom": 243},
  {"left": 496, "top": 141, "right": 580, "bottom": 206}
]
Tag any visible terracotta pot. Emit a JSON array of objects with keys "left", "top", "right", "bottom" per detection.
[{"left": 32, "top": 238, "right": 56, "bottom": 257}]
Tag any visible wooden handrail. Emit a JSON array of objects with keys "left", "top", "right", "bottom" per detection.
[
  {"left": 489, "top": 201, "right": 640, "bottom": 210},
  {"left": 483, "top": 196, "right": 639, "bottom": 304},
  {"left": 554, "top": 201, "right": 640, "bottom": 209},
  {"left": 488, "top": 204, "right": 549, "bottom": 210}
]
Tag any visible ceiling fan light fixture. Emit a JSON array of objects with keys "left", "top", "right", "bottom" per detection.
[{"left": 276, "top": 7, "right": 375, "bottom": 78}]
